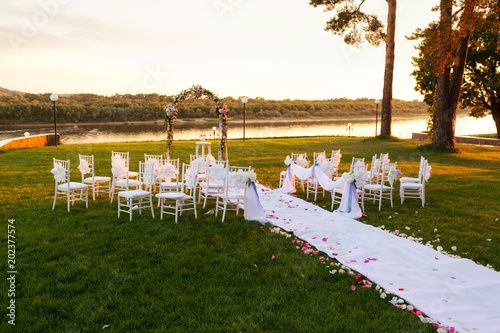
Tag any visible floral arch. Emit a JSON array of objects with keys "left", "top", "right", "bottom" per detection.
[{"left": 165, "top": 85, "right": 229, "bottom": 160}]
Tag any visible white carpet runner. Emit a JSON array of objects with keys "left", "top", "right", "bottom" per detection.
[{"left": 256, "top": 185, "right": 500, "bottom": 333}]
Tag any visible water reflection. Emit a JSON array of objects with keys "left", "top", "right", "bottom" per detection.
[{"left": 0, "top": 114, "right": 495, "bottom": 144}]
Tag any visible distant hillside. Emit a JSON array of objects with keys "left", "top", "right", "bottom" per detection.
[
  {"left": 0, "top": 87, "right": 24, "bottom": 96},
  {"left": 0, "top": 88, "right": 430, "bottom": 125}
]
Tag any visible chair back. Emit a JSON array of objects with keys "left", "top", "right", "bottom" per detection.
[
  {"left": 139, "top": 162, "right": 155, "bottom": 192},
  {"left": 291, "top": 153, "right": 309, "bottom": 168},
  {"left": 221, "top": 165, "right": 252, "bottom": 196},
  {"left": 316, "top": 157, "right": 334, "bottom": 178},
  {"left": 112, "top": 151, "right": 129, "bottom": 160},
  {"left": 417, "top": 156, "right": 426, "bottom": 180},
  {"left": 111, "top": 156, "right": 129, "bottom": 181},
  {"left": 182, "top": 163, "right": 199, "bottom": 194},
  {"left": 159, "top": 158, "right": 180, "bottom": 181},
  {"left": 350, "top": 157, "right": 365, "bottom": 172},
  {"left": 383, "top": 162, "right": 398, "bottom": 186},
  {"left": 78, "top": 154, "right": 94, "bottom": 181},
  {"left": 313, "top": 151, "right": 327, "bottom": 165},
  {"left": 52, "top": 158, "right": 70, "bottom": 184},
  {"left": 190, "top": 154, "right": 209, "bottom": 174},
  {"left": 206, "top": 160, "right": 228, "bottom": 183}
]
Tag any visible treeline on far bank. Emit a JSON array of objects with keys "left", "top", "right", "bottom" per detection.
[{"left": 0, "top": 92, "right": 428, "bottom": 125}]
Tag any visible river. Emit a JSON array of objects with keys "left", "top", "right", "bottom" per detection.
[{"left": 0, "top": 114, "right": 495, "bottom": 144}]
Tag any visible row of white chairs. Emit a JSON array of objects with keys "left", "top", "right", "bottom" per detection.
[{"left": 52, "top": 153, "right": 253, "bottom": 223}]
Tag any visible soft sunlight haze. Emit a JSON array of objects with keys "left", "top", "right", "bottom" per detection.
[{"left": 0, "top": 0, "right": 439, "bottom": 100}]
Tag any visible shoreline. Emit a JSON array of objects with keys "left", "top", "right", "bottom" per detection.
[{"left": 0, "top": 113, "right": 452, "bottom": 129}]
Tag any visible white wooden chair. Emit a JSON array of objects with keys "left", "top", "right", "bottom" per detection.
[
  {"left": 215, "top": 165, "right": 251, "bottom": 222},
  {"left": 198, "top": 160, "right": 228, "bottom": 208},
  {"left": 110, "top": 155, "right": 140, "bottom": 203},
  {"left": 361, "top": 162, "right": 397, "bottom": 211},
  {"left": 78, "top": 154, "right": 111, "bottom": 200},
  {"left": 400, "top": 160, "right": 430, "bottom": 207},
  {"left": 117, "top": 162, "right": 155, "bottom": 221},
  {"left": 307, "top": 157, "right": 335, "bottom": 201},
  {"left": 51, "top": 158, "right": 88, "bottom": 212},
  {"left": 156, "top": 163, "right": 198, "bottom": 223},
  {"left": 400, "top": 156, "right": 426, "bottom": 184}
]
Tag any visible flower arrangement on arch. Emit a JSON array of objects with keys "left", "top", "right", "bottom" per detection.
[{"left": 165, "top": 84, "right": 229, "bottom": 160}]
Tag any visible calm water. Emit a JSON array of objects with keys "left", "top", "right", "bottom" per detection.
[{"left": 0, "top": 114, "right": 495, "bottom": 144}]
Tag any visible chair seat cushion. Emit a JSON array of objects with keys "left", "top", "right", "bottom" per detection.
[
  {"left": 364, "top": 184, "right": 392, "bottom": 191},
  {"left": 199, "top": 181, "right": 224, "bottom": 189},
  {"left": 128, "top": 171, "right": 139, "bottom": 178},
  {"left": 400, "top": 177, "right": 419, "bottom": 183},
  {"left": 156, "top": 192, "right": 190, "bottom": 200},
  {"left": 118, "top": 190, "right": 150, "bottom": 198},
  {"left": 115, "top": 179, "right": 140, "bottom": 187},
  {"left": 84, "top": 176, "right": 111, "bottom": 183},
  {"left": 400, "top": 183, "right": 423, "bottom": 189},
  {"left": 58, "top": 182, "right": 88, "bottom": 191}
]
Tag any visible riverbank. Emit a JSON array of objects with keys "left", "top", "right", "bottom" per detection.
[{"left": 0, "top": 112, "right": 442, "bottom": 129}]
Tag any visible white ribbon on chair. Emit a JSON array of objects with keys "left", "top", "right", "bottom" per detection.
[
  {"left": 51, "top": 164, "right": 66, "bottom": 183},
  {"left": 244, "top": 182, "right": 267, "bottom": 223},
  {"left": 159, "top": 162, "right": 178, "bottom": 181},
  {"left": 111, "top": 158, "right": 128, "bottom": 179},
  {"left": 78, "top": 159, "right": 90, "bottom": 174},
  {"left": 424, "top": 161, "right": 432, "bottom": 182}
]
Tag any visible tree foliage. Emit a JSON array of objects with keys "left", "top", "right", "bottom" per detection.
[
  {"left": 309, "top": 0, "right": 386, "bottom": 46},
  {"left": 309, "top": 0, "right": 397, "bottom": 137},
  {"left": 0, "top": 90, "right": 427, "bottom": 125},
  {"left": 410, "top": 0, "right": 500, "bottom": 139}
]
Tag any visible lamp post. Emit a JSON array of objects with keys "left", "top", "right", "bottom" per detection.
[
  {"left": 241, "top": 97, "right": 248, "bottom": 141},
  {"left": 374, "top": 99, "right": 380, "bottom": 136},
  {"left": 50, "top": 93, "right": 59, "bottom": 146},
  {"left": 346, "top": 123, "right": 353, "bottom": 137}
]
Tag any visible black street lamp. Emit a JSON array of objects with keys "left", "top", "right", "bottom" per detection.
[
  {"left": 375, "top": 99, "right": 380, "bottom": 136},
  {"left": 241, "top": 97, "right": 248, "bottom": 141},
  {"left": 50, "top": 93, "right": 59, "bottom": 146}
]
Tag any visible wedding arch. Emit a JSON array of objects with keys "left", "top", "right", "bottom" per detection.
[{"left": 165, "top": 85, "right": 229, "bottom": 160}]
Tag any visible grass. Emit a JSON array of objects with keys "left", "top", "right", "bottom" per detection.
[{"left": 0, "top": 136, "right": 499, "bottom": 332}]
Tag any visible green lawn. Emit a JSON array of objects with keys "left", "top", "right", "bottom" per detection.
[{"left": 1, "top": 136, "right": 498, "bottom": 332}]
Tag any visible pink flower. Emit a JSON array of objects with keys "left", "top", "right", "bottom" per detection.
[
  {"left": 219, "top": 109, "right": 227, "bottom": 115},
  {"left": 351, "top": 285, "right": 356, "bottom": 291},
  {"left": 167, "top": 111, "right": 174, "bottom": 117},
  {"left": 271, "top": 255, "right": 275, "bottom": 260}
]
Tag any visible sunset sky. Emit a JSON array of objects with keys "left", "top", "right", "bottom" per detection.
[{"left": 1, "top": 0, "right": 439, "bottom": 101}]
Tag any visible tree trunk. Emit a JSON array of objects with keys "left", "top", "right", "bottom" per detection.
[
  {"left": 380, "top": 0, "right": 397, "bottom": 137},
  {"left": 491, "top": 102, "right": 500, "bottom": 139},
  {"left": 432, "top": 0, "right": 472, "bottom": 148}
]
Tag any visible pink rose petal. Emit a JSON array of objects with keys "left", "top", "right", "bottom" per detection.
[{"left": 351, "top": 285, "right": 356, "bottom": 291}]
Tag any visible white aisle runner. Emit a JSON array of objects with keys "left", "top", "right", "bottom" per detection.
[{"left": 256, "top": 185, "right": 500, "bottom": 333}]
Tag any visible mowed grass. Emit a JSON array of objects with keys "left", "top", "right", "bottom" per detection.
[{"left": 0, "top": 136, "right": 498, "bottom": 332}]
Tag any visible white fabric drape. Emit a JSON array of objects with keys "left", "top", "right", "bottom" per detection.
[
  {"left": 280, "top": 164, "right": 345, "bottom": 193},
  {"left": 334, "top": 182, "right": 362, "bottom": 219},
  {"left": 244, "top": 182, "right": 267, "bottom": 223}
]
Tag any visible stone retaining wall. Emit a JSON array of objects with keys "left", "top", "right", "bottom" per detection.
[{"left": 0, "top": 134, "right": 60, "bottom": 150}]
